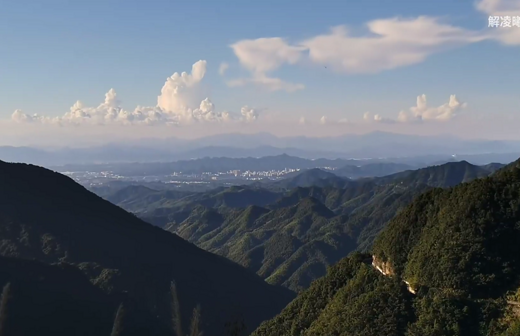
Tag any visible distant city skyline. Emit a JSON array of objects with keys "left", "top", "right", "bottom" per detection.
[{"left": 1, "top": 0, "right": 519, "bottom": 145}]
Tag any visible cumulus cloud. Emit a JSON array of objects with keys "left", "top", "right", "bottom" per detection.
[
  {"left": 228, "top": 0, "right": 519, "bottom": 88},
  {"left": 363, "top": 94, "right": 467, "bottom": 124},
  {"left": 240, "top": 106, "right": 259, "bottom": 122},
  {"left": 319, "top": 116, "right": 328, "bottom": 125},
  {"left": 219, "top": 62, "right": 229, "bottom": 76},
  {"left": 156, "top": 60, "right": 207, "bottom": 119},
  {"left": 11, "top": 61, "right": 260, "bottom": 127},
  {"left": 364, "top": 111, "right": 394, "bottom": 123},
  {"left": 373, "top": 114, "right": 397, "bottom": 124}
]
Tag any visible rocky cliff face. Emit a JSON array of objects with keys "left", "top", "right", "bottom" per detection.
[
  {"left": 372, "top": 255, "right": 418, "bottom": 294},
  {"left": 372, "top": 255, "right": 395, "bottom": 276}
]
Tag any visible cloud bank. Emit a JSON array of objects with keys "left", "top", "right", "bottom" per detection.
[
  {"left": 11, "top": 61, "right": 259, "bottom": 127},
  {"left": 228, "top": 0, "right": 520, "bottom": 91},
  {"left": 364, "top": 94, "right": 468, "bottom": 124}
]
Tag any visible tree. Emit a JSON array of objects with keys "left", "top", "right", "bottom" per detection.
[
  {"left": 0, "top": 283, "right": 12, "bottom": 336},
  {"left": 171, "top": 281, "right": 184, "bottom": 336},
  {"left": 110, "top": 303, "right": 126, "bottom": 336},
  {"left": 224, "top": 316, "right": 247, "bottom": 336},
  {"left": 189, "top": 305, "right": 202, "bottom": 336},
  {"left": 171, "top": 281, "right": 204, "bottom": 336}
]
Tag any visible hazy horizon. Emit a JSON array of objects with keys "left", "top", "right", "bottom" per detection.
[
  {"left": 1, "top": 0, "right": 519, "bottom": 146},
  {"left": 3, "top": 128, "right": 520, "bottom": 149}
]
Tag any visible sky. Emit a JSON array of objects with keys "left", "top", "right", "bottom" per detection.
[{"left": 0, "top": 0, "right": 519, "bottom": 146}]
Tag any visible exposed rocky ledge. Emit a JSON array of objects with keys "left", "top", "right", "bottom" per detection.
[
  {"left": 371, "top": 255, "right": 395, "bottom": 276},
  {"left": 372, "top": 255, "right": 416, "bottom": 294},
  {"left": 372, "top": 256, "right": 520, "bottom": 312}
]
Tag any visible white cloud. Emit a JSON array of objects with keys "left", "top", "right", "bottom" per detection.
[
  {"left": 416, "top": 94, "right": 467, "bottom": 120},
  {"left": 11, "top": 61, "right": 259, "bottom": 127},
  {"left": 240, "top": 106, "right": 259, "bottom": 122},
  {"left": 231, "top": 38, "right": 304, "bottom": 73},
  {"left": 298, "top": 117, "right": 306, "bottom": 125},
  {"left": 301, "top": 19, "right": 485, "bottom": 74},
  {"left": 219, "top": 62, "right": 229, "bottom": 76},
  {"left": 373, "top": 114, "right": 397, "bottom": 124},
  {"left": 228, "top": 0, "right": 519, "bottom": 87},
  {"left": 156, "top": 60, "right": 207, "bottom": 120},
  {"left": 363, "top": 94, "right": 468, "bottom": 124},
  {"left": 11, "top": 109, "right": 57, "bottom": 124},
  {"left": 228, "top": 37, "right": 305, "bottom": 92}
]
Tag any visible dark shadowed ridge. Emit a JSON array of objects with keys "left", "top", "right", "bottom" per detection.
[
  {"left": 0, "top": 255, "right": 118, "bottom": 336},
  {"left": 374, "top": 160, "right": 503, "bottom": 187},
  {"left": 334, "top": 162, "right": 413, "bottom": 179},
  {"left": 0, "top": 160, "right": 295, "bottom": 335}
]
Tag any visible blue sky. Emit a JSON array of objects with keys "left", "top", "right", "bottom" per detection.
[{"left": 0, "top": 0, "right": 519, "bottom": 145}]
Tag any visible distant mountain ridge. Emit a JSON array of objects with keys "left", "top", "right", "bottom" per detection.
[
  {"left": 374, "top": 160, "right": 505, "bottom": 187},
  {"left": 272, "top": 168, "right": 352, "bottom": 189},
  {"left": 334, "top": 162, "right": 414, "bottom": 179},
  {"left": 3, "top": 131, "right": 520, "bottom": 165}
]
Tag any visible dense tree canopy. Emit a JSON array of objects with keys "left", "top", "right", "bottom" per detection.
[{"left": 252, "top": 161, "right": 520, "bottom": 336}]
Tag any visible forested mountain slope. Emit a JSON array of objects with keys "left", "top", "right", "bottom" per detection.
[
  {"left": 252, "top": 159, "right": 520, "bottom": 336},
  {"left": 0, "top": 160, "right": 294, "bottom": 335}
]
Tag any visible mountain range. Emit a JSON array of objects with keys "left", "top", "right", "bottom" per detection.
[
  {"left": 102, "top": 161, "right": 505, "bottom": 292},
  {"left": 1, "top": 153, "right": 519, "bottom": 335}
]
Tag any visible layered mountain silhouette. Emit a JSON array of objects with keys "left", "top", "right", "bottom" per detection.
[
  {"left": 251, "top": 159, "right": 520, "bottom": 336},
  {"left": 0, "top": 160, "right": 294, "bottom": 335},
  {"left": 375, "top": 160, "right": 505, "bottom": 187},
  {"left": 333, "top": 162, "right": 413, "bottom": 179},
  {"left": 272, "top": 168, "right": 352, "bottom": 189},
  {"left": 106, "top": 161, "right": 504, "bottom": 292}
]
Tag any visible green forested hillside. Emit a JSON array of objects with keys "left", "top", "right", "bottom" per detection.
[
  {"left": 251, "top": 160, "right": 520, "bottom": 336},
  {"left": 103, "top": 161, "right": 499, "bottom": 292},
  {"left": 0, "top": 160, "right": 294, "bottom": 336},
  {"left": 162, "top": 183, "right": 429, "bottom": 291}
]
